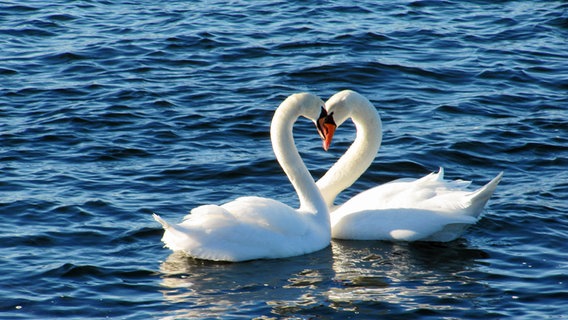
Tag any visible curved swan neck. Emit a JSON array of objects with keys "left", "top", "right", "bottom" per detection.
[
  {"left": 317, "top": 94, "right": 382, "bottom": 208},
  {"left": 271, "top": 96, "right": 329, "bottom": 220}
]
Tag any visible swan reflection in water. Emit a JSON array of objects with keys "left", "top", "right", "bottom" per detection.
[
  {"left": 327, "top": 240, "right": 489, "bottom": 315},
  {"left": 157, "top": 240, "right": 488, "bottom": 318},
  {"left": 157, "top": 249, "right": 333, "bottom": 319}
]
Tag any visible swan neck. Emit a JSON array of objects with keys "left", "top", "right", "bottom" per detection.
[
  {"left": 317, "top": 100, "right": 382, "bottom": 208},
  {"left": 271, "top": 101, "right": 329, "bottom": 220}
]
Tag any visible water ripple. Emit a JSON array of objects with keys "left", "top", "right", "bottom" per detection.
[{"left": 1, "top": 0, "right": 567, "bottom": 318}]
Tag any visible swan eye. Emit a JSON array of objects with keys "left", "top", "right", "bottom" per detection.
[
  {"left": 316, "top": 107, "right": 328, "bottom": 137},
  {"left": 316, "top": 109, "right": 336, "bottom": 133},
  {"left": 318, "top": 106, "right": 327, "bottom": 119},
  {"left": 323, "top": 112, "right": 336, "bottom": 126}
]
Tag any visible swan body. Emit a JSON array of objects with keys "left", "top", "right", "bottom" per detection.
[
  {"left": 330, "top": 168, "right": 503, "bottom": 241},
  {"left": 317, "top": 90, "right": 502, "bottom": 241},
  {"left": 154, "top": 93, "right": 330, "bottom": 261}
]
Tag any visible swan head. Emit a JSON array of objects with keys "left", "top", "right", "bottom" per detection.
[
  {"left": 283, "top": 93, "right": 332, "bottom": 151},
  {"left": 324, "top": 90, "right": 360, "bottom": 127},
  {"left": 319, "top": 90, "right": 378, "bottom": 151},
  {"left": 317, "top": 90, "right": 360, "bottom": 151},
  {"left": 280, "top": 92, "right": 325, "bottom": 119}
]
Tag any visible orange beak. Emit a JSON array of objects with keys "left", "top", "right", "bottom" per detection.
[
  {"left": 316, "top": 107, "right": 337, "bottom": 151},
  {"left": 321, "top": 122, "right": 336, "bottom": 151}
]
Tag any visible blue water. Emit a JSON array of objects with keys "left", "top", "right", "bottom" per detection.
[{"left": 1, "top": 0, "right": 567, "bottom": 318}]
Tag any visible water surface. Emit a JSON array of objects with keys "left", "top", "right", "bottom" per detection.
[{"left": 1, "top": 0, "right": 567, "bottom": 318}]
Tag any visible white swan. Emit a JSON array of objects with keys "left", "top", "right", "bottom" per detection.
[
  {"left": 316, "top": 90, "right": 503, "bottom": 241},
  {"left": 153, "top": 93, "right": 330, "bottom": 261}
]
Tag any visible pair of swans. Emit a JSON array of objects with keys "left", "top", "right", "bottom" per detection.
[{"left": 153, "top": 90, "right": 502, "bottom": 262}]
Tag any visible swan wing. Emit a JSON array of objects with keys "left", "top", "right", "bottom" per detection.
[
  {"left": 338, "top": 169, "right": 502, "bottom": 217},
  {"left": 220, "top": 196, "right": 310, "bottom": 236},
  {"left": 413, "top": 171, "right": 503, "bottom": 217}
]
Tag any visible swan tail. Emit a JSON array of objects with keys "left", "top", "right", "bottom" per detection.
[
  {"left": 153, "top": 213, "right": 192, "bottom": 252},
  {"left": 464, "top": 171, "right": 503, "bottom": 218},
  {"left": 416, "top": 167, "right": 444, "bottom": 183},
  {"left": 436, "top": 167, "right": 445, "bottom": 180},
  {"left": 153, "top": 213, "right": 171, "bottom": 229}
]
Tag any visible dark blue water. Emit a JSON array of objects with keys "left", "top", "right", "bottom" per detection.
[{"left": 1, "top": 0, "right": 567, "bottom": 318}]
